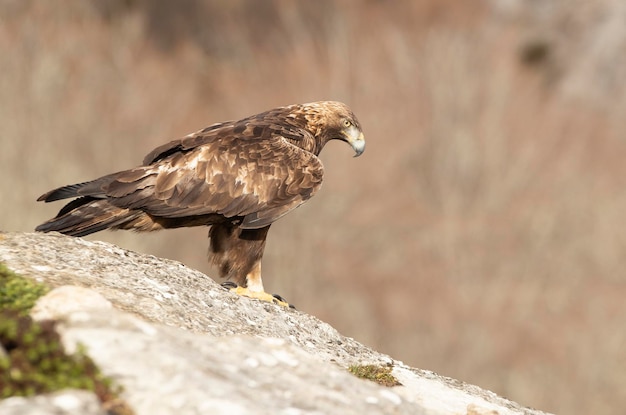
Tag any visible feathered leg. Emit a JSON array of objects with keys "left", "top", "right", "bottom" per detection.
[{"left": 209, "top": 223, "right": 290, "bottom": 307}]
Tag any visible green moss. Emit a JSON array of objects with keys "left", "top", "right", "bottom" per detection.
[
  {"left": 1, "top": 311, "right": 99, "bottom": 396},
  {"left": 0, "top": 310, "right": 132, "bottom": 413},
  {"left": 0, "top": 263, "right": 49, "bottom": 315},
  {"left": 348, "top": 364, "right": 402, "bottom": 387},
  {"left": 0, "top": 264, "right": 133, "bottom": 414}
]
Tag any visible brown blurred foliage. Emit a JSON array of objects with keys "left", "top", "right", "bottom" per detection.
[{"left": 2, "top": 1, "right": 626, "bottom": 414}]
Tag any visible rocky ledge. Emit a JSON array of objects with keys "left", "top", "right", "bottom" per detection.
[{"left": 0, "top": 232, "right": 551, "bottom": 415}]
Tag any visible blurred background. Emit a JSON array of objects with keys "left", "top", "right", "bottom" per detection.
[{"left": 2, "top": 1, "right": 626, "bottom": 413}]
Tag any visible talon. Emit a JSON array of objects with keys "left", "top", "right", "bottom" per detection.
[
  {"left": 220, "top": 281, "right": 294, "bottom": 308},
  {"left": 272, "top": 293, "right": 287, "bottom": 302},
  {"left": 272, "top": 293, "right": 296, "bottom": 309},
  {"left": 221, "top": 281, "right": 238, "bottom": 290},
  {"left": 224, "top": 285, "right": 292, "bottom": 308}
]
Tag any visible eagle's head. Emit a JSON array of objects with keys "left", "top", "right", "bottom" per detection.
[{"left": 300, "top": 101, "right": 365, "bottom": 157}]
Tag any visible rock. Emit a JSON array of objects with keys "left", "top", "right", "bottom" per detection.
[
  {"left": 0, "top": 232, "right": 552, "bottom": 415},
  {"left": 48, "top": 304, "right": 419, "bottom": 415},
  {"left": 30, "top": 285, "right": 112, "bottom": 321},
  {"left": 0, "top": 389, "right": 105, "bottom": 415}
]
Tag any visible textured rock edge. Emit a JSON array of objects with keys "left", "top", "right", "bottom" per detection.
[{"left": 0, "top": 231, "right": 552, "bottom": 415}]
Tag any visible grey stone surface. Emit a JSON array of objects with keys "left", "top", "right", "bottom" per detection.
[
  {"left": 0, "top": 390, "right": 105, "bottom": 415},
  {"left": 0, "top": 232, "right": 552, "bottom": 415}
]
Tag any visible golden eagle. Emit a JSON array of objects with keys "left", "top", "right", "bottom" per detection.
[{"left": 36, "top": 101, "right": 365, "bottom": 305}]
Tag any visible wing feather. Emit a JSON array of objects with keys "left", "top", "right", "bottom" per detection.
[
  {"left": 37, "top": 102, "right": 362, "bottom": 238},
  {"left": 100, "top": 127, "right": 323, "bottom": 228}
]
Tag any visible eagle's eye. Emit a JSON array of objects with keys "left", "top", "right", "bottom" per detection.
[{"left": 343, "top": 119, "right": 352, "bottom": 128}]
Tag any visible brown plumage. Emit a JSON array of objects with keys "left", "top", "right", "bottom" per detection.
[{"left": 36, "top": 101, "right": 365, "bottom": 295}]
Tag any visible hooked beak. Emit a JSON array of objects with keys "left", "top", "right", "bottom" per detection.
[{"left": 344, "top": 126, "right": 365, "bottom": 157}]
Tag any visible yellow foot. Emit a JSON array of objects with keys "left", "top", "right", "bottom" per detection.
[{"left": 223, "top": 283, "right": 293, "bottom": 308}]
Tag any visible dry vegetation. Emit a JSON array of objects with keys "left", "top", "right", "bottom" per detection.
[{"left": 1, "top": 1, "right": 626, "bottom": 414}]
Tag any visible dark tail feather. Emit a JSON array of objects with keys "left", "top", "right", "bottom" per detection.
[
  {"left": 35, "top": 197, "right": 142, "bottom": 237},
  {"left": 37, "top": 182, "right": 90, "bottom": 202},
  {"left": 37, "top": 174, "right": 120, "bottom": 202}
]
